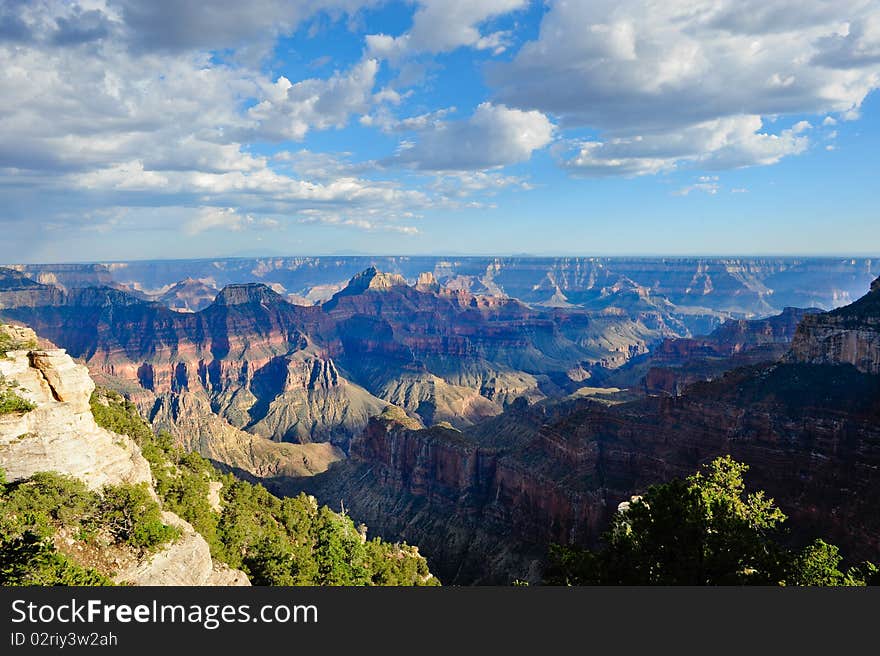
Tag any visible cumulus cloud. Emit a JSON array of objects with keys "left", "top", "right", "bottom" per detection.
[
  {"left": 366, "top": 0, "right": 527, "bottom": 60},
  {"left": 0, "top": 2, "right": 487, "bottom": 238},
  {"left": 431, "top": 171, "right": 533, "bottom": 198},
  {"left": 248, "top": 59, "right": 379, "bottom": 140},
  {"left": 185, "top": 207, "right": 250, "bottom": 234},
  {"left": 361, "top": 107, "right": 457, "bottom": 133},
  {"left": 388, "top": 103, "right": 554, "bottom": 171},
  {"left": 272, "top": 149, "right": 373, "bottom": 181},
  {"left": 489, "top": 0, "right": 880, "bottom": 175},
  {"left": 811, "top": 13, "right": 880, "bottom": 68},
  {"left": 117, "top": 0, "right": 382, "bottom": 54},
  {"left": 297, "top": 210, "right": 419, "bottom": 235},
  {"left": 559, "top": 116, "right": 810, "bottom": 176}
]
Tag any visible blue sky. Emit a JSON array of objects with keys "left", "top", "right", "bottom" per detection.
[{"left": 1, "top": 0, "right": 879, "bottom": 262}]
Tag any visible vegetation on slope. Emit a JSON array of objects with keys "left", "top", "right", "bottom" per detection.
[
  {"left": 0, "top": 375, "right": 36, "bottom": 416},
  {"left": 0, "top": 389, "right": 36, "bottom": 415},
  {"left": 91, "top": 388, "right": 438, "bottom": 586},
  {"left": 0, "top": 469, "right": 179, "bottom": 586},
  {"left": 545, "top": 456, "right": 878, "bottom": 586},
  {"left": 0, "top": 325, "right": 36, "bottom": 358}
]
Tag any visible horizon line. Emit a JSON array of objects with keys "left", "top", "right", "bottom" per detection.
[{"left": 4, "top": 253, "right": 880, "bottom": 266}]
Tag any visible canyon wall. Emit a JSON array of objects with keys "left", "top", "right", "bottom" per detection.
[{"left": 301, "top": 279, "right": 880, "bottom": 584}]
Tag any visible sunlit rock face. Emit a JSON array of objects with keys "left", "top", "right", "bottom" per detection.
[{"left": 788, "top": 276, "right": 880, "bottom": 375}]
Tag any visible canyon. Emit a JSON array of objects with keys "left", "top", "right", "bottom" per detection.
[
  {"left": 298, "top": 276, "right": 880, "bottom": 583},
  {"left": 0, "top": 264, "right": 692, "bottom": 477},
  {"left": 2, "top": 259, "right": 879, "bottom": 584},
  {"left": 7, "top": 256, "right": 876, "bottom": 316}
]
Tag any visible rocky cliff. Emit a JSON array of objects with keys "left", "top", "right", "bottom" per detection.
[
  {"left": 156, "top": 278, "right": 219, "bottom": 312},
  {"left": 297, "top": 400, "right": 611, "bottom": 584},
  {"left": 788, "top": 276, "right": 880, "bottom": 374},
  {"left": 0, "top": 324, "right": 249, "bottom": 586},
  {"left": 604, "top": 306, "right": 822, "bottom": 395}
]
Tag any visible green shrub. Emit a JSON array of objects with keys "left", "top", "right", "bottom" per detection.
[
  {"left": 0, "top": 472, "right": 97, "bottom": 539},
  {"left": 0, "top": 389, "right": 36, "bottom": 415},
  {"left": 545, "top": 456, "right": 877, "bottom": 587},
  {"left": 0, "top": 531, "right": 112, "bottom": 586},
  {"left": 99, "top": 483, "right": 179, "bottom": 551},
  {"left": 89, "top": 389, "right": 153, "bottom": 444}
]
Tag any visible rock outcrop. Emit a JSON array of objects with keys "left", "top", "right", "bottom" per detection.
[
  {"left": 115, "top": 512, "right": 248, "bottom": 586},
  {"left": 601, "top": 306, "right": 821, "bottom": 395},
  {"left": 788, "top": 276, "right": 880, "bottom": 374},
  {"left": 156, "top": 278, "right": 219, "bottom": 312},
  {"left": 0, "top": 329, "right": 249, "bottom": 586},
  {"left": 148, "top": 389, "right": 344, "bottom": 479},
  {"left": 0, "top": 345, "right": 152, "bottom": 490}
]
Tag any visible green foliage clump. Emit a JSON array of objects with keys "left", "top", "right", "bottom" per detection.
[
  {"left": 99, "top": 483, "right": 179, "bottom": 551},
  {"left": 0, "top": 531, "right": 112, "bottom": 586},
  {"left": 0, "top": 387, "right": 36, "bottom": 415},
  {"left": 0, "top": 468, "right": 179, "bottom": 586},
  {"left": 545, "top": 456, "right": 876, "bottom": 587},
  {"left": 212, "top": 476, "right": 437, "bottom": 586},
  {"left": 89, "top": 389, "right": 154, "bottom": 444},
  {"left": 0, "top": 327, "right": 36, "bottom": 358},
  {"left": 89, "top": 386, "right": 438, "bottom": 586}
]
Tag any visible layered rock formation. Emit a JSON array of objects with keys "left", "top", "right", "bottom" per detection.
[
  {"left": 0, "top": 266, "right": 684, "bottom": 466},
  {"left": 0, "top": 343, "right": 152, "bottom": 490},
  {"left": 11, "top": 257, "right": 876, "bottom": 315},
  {"left": 156, "top": 278, "right": 219, "bottom": 312},
  {"left": 0, "top": 326, "right": 249, "bottom": 586},
  {"left": 300, "top": 279, "right": 880, "bottom": 584},
  {"left": 601, "top": 306, "right": 821, "bottom": 395},
  {"left": 297, "top": 401, "right": 607, "bottom": 583},
  {"left": 147, "top": 390, "right": 344, "bottom": 479},
  {"left": 788, "top": 276, "right": 880, "bottom": 374}
]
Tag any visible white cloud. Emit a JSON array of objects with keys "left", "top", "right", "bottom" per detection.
[
  {"left": 389, "top": 102, "right": 554, "bottom": 171},
  {"left": 297, "top": 210, "right": 419, "bottom": 235},
  {"left": 362, "top": 107, "right": 457, "bottom": 133},
  {"left": 183, "top": 207, "right": 282, "bottom": 235},
  {"left": 560, "top": 115, "right": 811, "bottom": 177},
  {"left": 489, "top": 0, "right": 880, "bottom": 174},
  {"left": 185, "top": 207, "right": 249, "bottom": 234},
  {"left": 272, "top": 149, "right": 370, "bottom": 181},
  {"left": 431, "top": 171, "right": 533, "bottom": 198},
  {"left": 366, "top": 0, "right": 527, "bottom": 60},
  {"left": 248, "top": 59, "right": 379, "bottom": 141},
  {"left": 811, "top": 13, "right": 880, "bottom": 68},
  {"left": 0, "top": 3, "right": 483, "bottom": 235},
  {"left": 673, "top": 177, "right": 721, "bottom": 196}
]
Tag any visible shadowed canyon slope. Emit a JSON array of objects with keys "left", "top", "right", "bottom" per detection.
[{"left": 298, "top": 277, "right": 880, "bottom": 584}]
